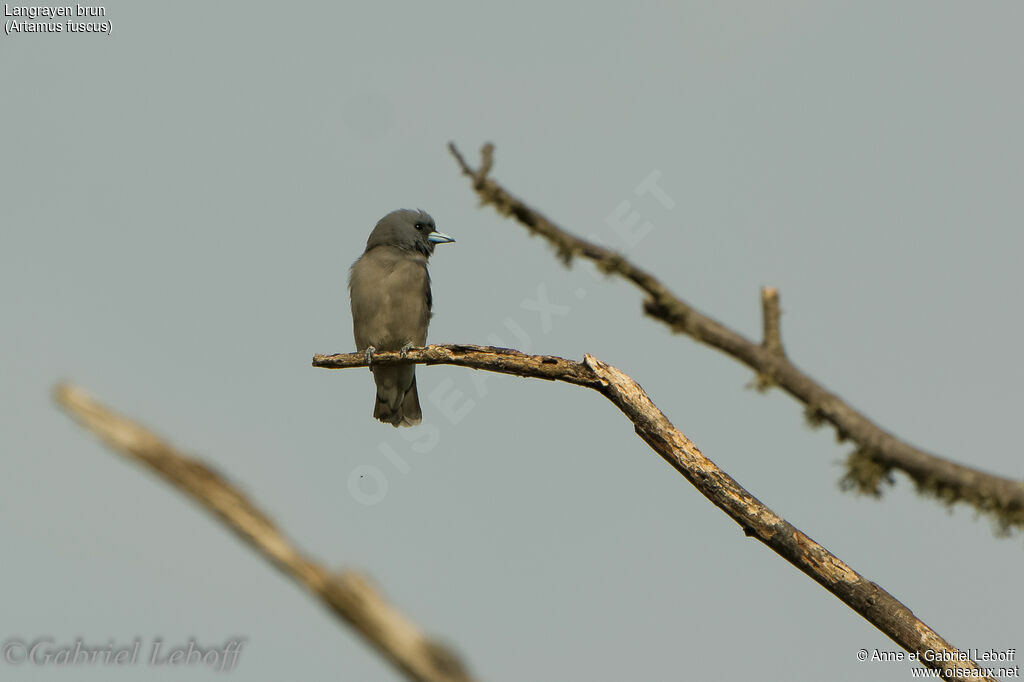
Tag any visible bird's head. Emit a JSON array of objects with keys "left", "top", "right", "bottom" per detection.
[{"left": 365, "top": 209, "right": 455, "bottom": 257}]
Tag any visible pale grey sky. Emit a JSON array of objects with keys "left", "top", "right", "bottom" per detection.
[{"left": 2, "top": 2, "right": 1021, "bottom": 680}]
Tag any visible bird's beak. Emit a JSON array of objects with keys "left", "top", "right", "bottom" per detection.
[{"left": 428, "top": 231, "right": 455, "bottom": 245}]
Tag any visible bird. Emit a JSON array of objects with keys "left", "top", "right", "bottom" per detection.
[{"left": 349, "top": 209, "right": 455, "bottom": 426}]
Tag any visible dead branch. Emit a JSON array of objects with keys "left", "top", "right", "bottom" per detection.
[
  {"left": 448, "top": 142, "right": 1024, "bottom": 534},
  {"left": 315, "top": 344, "right": 995, "bottom": 681},
  {"left": 54, "top": 384, "right": 474, "bottom": 682}
]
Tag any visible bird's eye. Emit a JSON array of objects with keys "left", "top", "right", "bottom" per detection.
[{"left": 414, "top": 222, "right": 424, "bottom": 231}]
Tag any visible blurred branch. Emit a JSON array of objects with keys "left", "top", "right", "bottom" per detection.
[
  {"left": 448, "top": 142, "right": 1024, "bottom": 535},
  {"left": 54, "top": 384, "right": 474, "bottom": 682},
  {"left": 315, "top": 344, "right": 994, "bottom": 681}
]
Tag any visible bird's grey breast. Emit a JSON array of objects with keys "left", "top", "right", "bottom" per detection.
[{"left": 349, "top": 245, "right": 431, "bottom": 351}]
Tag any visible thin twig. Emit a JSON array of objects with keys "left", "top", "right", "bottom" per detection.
[
  {"left": 754, "top": 286, "right": 785, "bottom": 390},
  {"left": 448, "top": 142, "right": 1024, "bottom": 534},
  {"left": 54, "top": 384, "right": 475, "bottom": 682},
  {"left": 760, "top": 286, "right": 784, "bottom": 357},
  {"left": 315, "top": 344, "right": 994, "bottom": 681}
]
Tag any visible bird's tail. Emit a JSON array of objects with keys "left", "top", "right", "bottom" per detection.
[{"left": 374, "top": 375, "right": 422, "bottom": 427}]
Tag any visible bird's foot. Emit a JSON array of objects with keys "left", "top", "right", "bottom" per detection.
[
  {"left": 364, "top": 346, "right": 376, "bottom": 367},
  {"left": 399, "top": 343, "right": 414, "bottom": 359}
]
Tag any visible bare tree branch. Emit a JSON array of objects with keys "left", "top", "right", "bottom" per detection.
[
  {"left": 315, "top": 344, "right": 995, "bottom": 680},
  {"left": 448, "top": 142, "right": 1024, "bottom": 534},
  {"left": 54, "top": 384, "right": 475, "bottom": 682}
]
